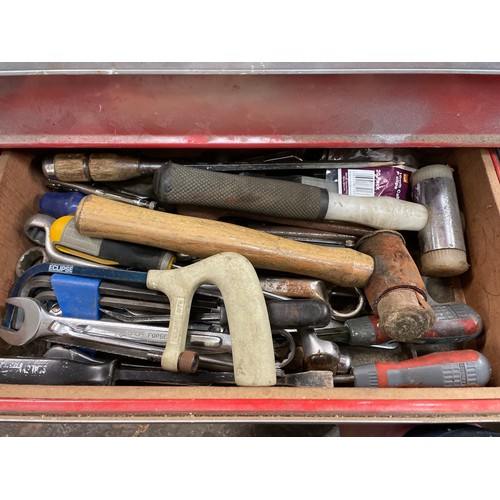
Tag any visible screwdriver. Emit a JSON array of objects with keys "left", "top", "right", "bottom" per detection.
[
  {"left": 38, "top": 191, "right": 85, "bottom": 218},
  {"left": 317, "top": 303, "right": 483, "bottom": 345},
  {"left": 49, "top": 215, "right": 176, "bottom": 271},
  {"left": 42, "top": 152, "right": 382, "bottom": 182},
  {"left": 333, "top": 350, "right": 491, "bottom": 387}
]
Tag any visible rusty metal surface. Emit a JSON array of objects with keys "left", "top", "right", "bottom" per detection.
[
  {"left": 356, "top": 230, "right": 435, "bottom": 342},
  {"left": 356, "top": 230, "right": 426, "bottom": 307},
  {"left": 1, "top": 74, "right": 500, "bottom": 147}
]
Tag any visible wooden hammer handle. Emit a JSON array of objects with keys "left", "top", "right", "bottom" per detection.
[{"left": 75, "top": 195, "right": 374, "bottom": 288}]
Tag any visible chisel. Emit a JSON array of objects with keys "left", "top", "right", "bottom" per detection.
[{"left": 42, "top": 152, "right": 395, "bottom": 181}]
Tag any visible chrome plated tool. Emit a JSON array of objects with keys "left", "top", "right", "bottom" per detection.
[{"left": 0, "top": 297, "right": 232, "bottom": 351}]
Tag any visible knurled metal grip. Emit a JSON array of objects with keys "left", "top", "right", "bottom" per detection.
[
  {"left": 153, "top": 162, "right": 329, "bottom": 220},
  {"left": 147, "top": 252, "right": 277, "bottom": 387}
]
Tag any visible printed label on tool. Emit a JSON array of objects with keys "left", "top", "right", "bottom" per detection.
[
  {"left": 115, "top": 331, "right": 168, "bottom": 343},
  {"left": 48, "top": 264, "right": 74, "bottom": 273},
  {"left": 0, "top": 360, "right": 49, "bottom": 375},
  {"left": 346, "top": 169, "right": 375, "bottom": 196},
  {"left": 169, "top": 297, "right": 186, "bottom": 345},
  {"left": 339, "top": 165, "right": 416, "bottom": 200}
]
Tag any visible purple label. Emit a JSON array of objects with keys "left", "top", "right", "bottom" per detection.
[{"left": 340, "top": 166, "right": 415, "bottom": 200}]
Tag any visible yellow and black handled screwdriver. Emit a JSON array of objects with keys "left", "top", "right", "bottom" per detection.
[{"left": 49, "top": 215, "right": 176, "bottom": 271}]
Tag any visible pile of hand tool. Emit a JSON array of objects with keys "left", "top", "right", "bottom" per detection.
[{"left": 0, "top": 149, "right": 490, "bottom": 388}]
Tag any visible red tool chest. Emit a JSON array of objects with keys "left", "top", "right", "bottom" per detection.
[{"left": 1, "top": 65, "right": 500, "bottom": 423}]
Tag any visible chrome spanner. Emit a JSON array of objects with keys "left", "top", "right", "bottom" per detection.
[
  {"left": 24, "top": 213, "right": 113, "bottom": 269},
  {"left": 0, "top": 297, "right": 232, "bottom": 353}
]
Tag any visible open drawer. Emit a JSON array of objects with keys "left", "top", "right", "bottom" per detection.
[
  {"left": 0, "top": 145, "right": 499, "bottom": 424},
  {"left": 2, "top": 70, "right": 500, "bottom": 424}
]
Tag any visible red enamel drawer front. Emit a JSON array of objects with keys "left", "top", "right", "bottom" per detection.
[{"left": 2, "top": 73, "right": 500, "bottom": 148}]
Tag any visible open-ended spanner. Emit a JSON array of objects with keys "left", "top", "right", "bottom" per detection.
[
  {"left": 1, "top": 297, "right": 295, "bottom": 369},
  {"left": 24, "top": 213, "right": 113, "bottom": 269},
  {"left": 2, "top": 263, "right": 229, "bottom": 329},
  {"left": 0, "top": 297, "right": 232, "bottom": 352}
]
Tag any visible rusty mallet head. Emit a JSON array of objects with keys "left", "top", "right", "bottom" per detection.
[{"left": 356, "top": 230, "right": 436, "bottom": 342}]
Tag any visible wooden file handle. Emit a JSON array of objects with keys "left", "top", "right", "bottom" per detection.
[{"left": 75, "top": 195, "right": 374, "bottom": 288}]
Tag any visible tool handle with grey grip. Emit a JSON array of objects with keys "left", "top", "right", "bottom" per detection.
[
  {"left": 352, "top": 350, "right": 491, "bottom": 388},
  {"left": 153, "top": 162, "right": 428, "bottom": 231}
]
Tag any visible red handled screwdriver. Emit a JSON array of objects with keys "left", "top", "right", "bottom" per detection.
[
  {"left": 318, "top": 303, "right": 482, "bottom": 345},
  {"left": 333, "top": 350, "right": 491, "bottom": 387}
]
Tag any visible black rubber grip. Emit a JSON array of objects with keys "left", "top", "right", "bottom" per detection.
[
  {"left": 153, "top": 162, "right": 329, "bottom": 220},
  {"left": 220, "top": 299, "right": 331, "bottom": 329},
  {"left": 100, "top": 240, "right": 175, "bottom": 271}
]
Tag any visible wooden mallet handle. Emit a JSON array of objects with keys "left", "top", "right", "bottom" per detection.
[{"left": 75, "top": 195, "right": 374, "bottom": 288}]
